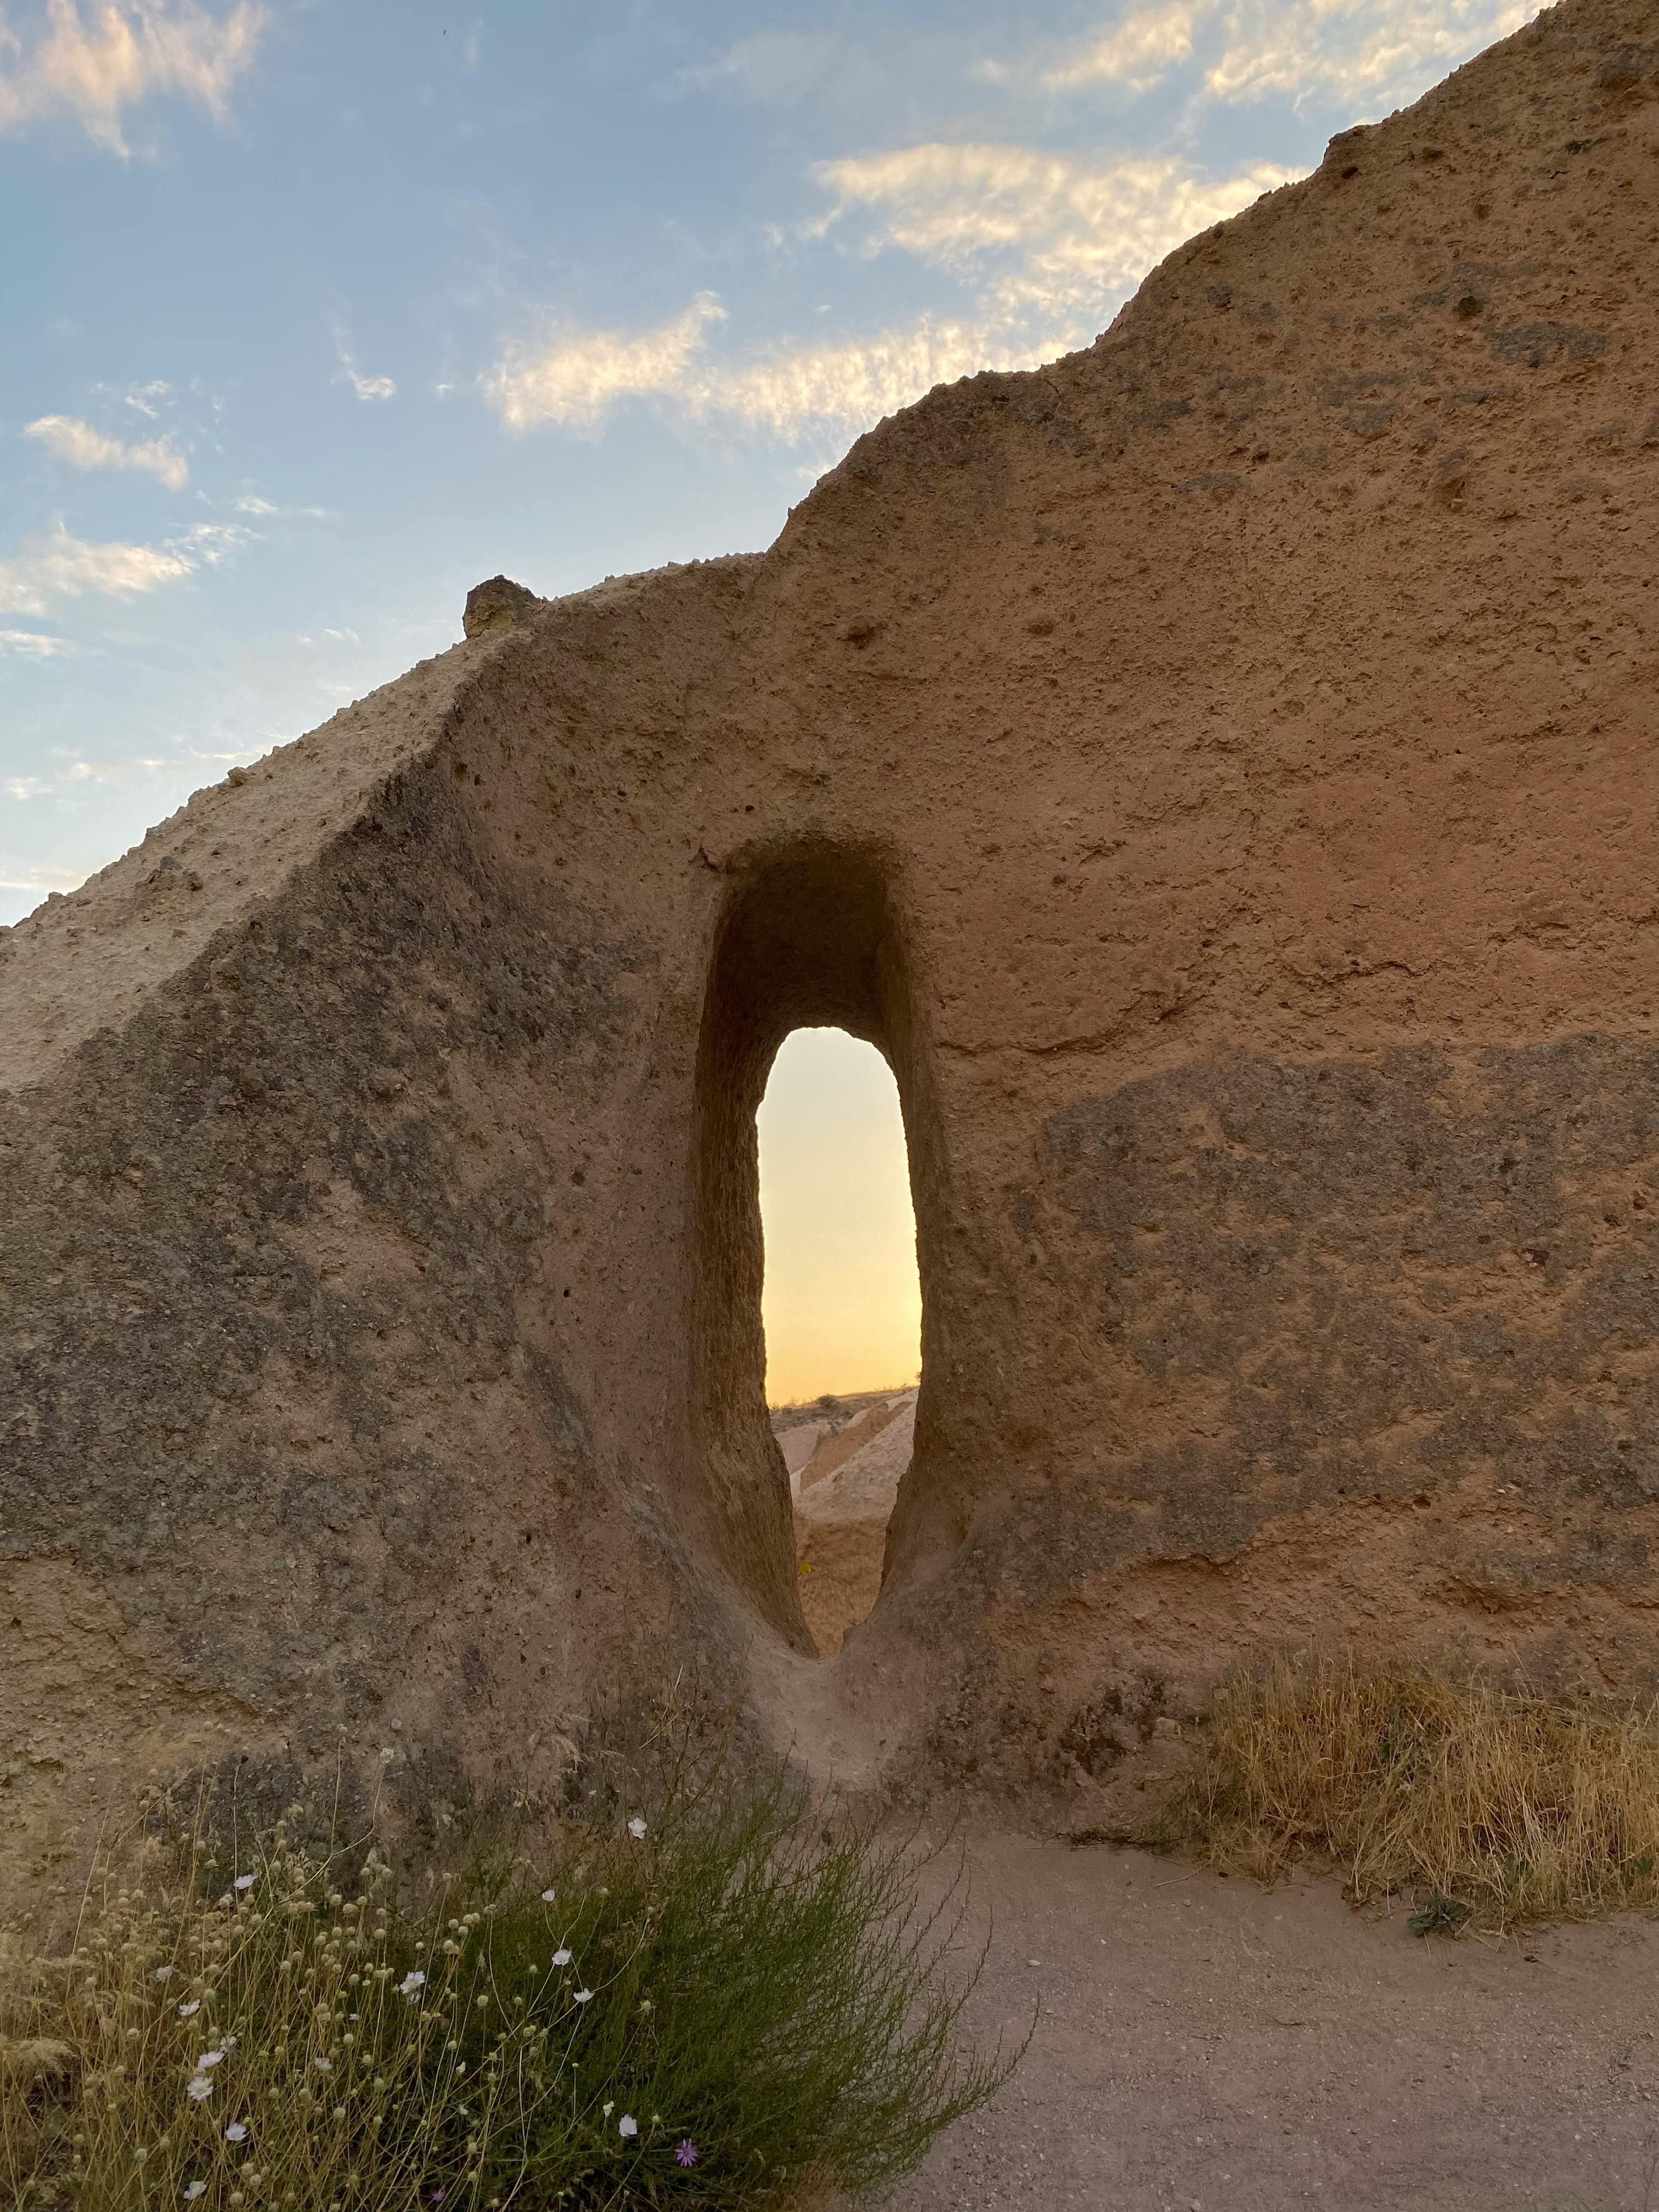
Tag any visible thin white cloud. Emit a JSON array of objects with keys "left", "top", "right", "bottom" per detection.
[
  {"left": 695, "top": 319, "right": 1070, "bottom": 443},
  {"left": 336, "top": 361, "right": 396, "bottom": 401},
  {"left": 4, "top": 743, "right": 255, "bottom": 815},
  {"left": 484, "top": 292, "right": 727, "bottom": 436},
  {"left": 232, "top": 494, "right": 333, "bottom": 518},
  {"left": 1200, "top": 0, "right": 1535, "bottom": 109},
  {"left": 0, "top": 0, "right": 266, "bottom": 156},
  {"left": 25, "top": 411, "right": 188, "bottom": 489},
  {"left": 0, "top": 518, "right": 249, "bottom": 613},
  {"left": 811, "top": 142, "right": 1297, "bottom": 322},
  {"left": 331, "top": 322, "right": 396, "bottom": 401},
  {"left": 116, "top": 377, "right": 172, "bottom": 416},
  {"left": 483, "top": 141, "right": 1295, "bottom": 450},
  {"left": 978, "top": 1, "right": 1200, "bottom": 92},
  {"left": 486, "top": 303, "right": 1097, "bottom": 451},
  {"left": 982, "top": 0, "right": 1534, "bottom": 111},
  {"left": 178, "top": 520, "right": 246, "bottom": 565},
  {"left": 0, "top": 525, "right": 192, "bottom": 612},
  {"left": 0, "top": 627, "right": 71, "bottom": 659}
]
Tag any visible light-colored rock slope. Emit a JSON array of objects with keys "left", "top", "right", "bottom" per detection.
[{"left": 796, "top": 1396, "right": 917, "bottom": 1657}]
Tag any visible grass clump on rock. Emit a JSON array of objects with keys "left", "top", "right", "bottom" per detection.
[
  {"left": 2, "top": 1729, "right": 1013, "bottom": 2210},
  {"left": 1168, "top": 1659, "right": 1659, "bottom": 1934}
]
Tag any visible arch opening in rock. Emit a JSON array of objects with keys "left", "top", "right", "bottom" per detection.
[
  {"left": 759, "top": 1026, "right": 921, "bottom": 1658},
  {"left": 690, "top": 845, "right": 934, "bottom": 1658}
]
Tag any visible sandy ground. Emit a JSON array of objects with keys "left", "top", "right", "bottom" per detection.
[{"left": 882, "top": 1833, "right": 1659, "bottom": 2212}]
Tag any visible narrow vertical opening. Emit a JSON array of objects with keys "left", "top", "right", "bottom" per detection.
[
  {"left": 690, "top": 843, "right": 935, "bottom": 1657},
  {"left": 759, "top": 1028, "right": 921, "bottom": 1658}
]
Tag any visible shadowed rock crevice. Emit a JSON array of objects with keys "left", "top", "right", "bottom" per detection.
[{"left": 692, "top": 846, "right": 938, "bottom": 1652}]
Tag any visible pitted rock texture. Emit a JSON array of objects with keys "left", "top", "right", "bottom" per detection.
[{"left": 4, "top": 0, "right": 1659, "bottom": 1875}]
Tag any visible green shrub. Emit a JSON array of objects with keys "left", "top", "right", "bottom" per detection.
[{"left": 2, "top": 1730, "right": 1015, "bottom": 2210}]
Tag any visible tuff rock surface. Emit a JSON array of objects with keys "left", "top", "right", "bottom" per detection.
[{"left": 4, "top": 0, "right": 1659, "bottom": 1882}]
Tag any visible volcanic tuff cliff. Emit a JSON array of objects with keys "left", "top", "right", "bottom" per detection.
[{"left": 4, "top": 0, "right": 1659, "bottom": 1877}]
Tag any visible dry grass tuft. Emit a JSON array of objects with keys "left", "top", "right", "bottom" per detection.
[{"left": 1166, "top": 1660, "right": 1659, "bottom": 1933}]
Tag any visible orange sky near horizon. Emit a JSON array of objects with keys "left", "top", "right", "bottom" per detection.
[{"left": 757, "top": 1026, "right": 922, "bottom": 1406}]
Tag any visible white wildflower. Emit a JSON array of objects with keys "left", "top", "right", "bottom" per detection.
[
  {"left": 187, "top": 2077, "right": 214, "bottom": 2102},
  {"left": 627, "top": 1816, "right": 647, "bottom": 1841},
  {"left": 573, "top": 1989, "right": 593, "bottom": 2005},
  {"left": 315, "top": 2057, "right": 333, "bottom": 2073},
  {"left": 618, "top": 2114, "right": 637, "bottom": 2138},
  {"left": 225, "top": 2123, "right": 249, "bottom": 2143},
  {"left": 196, "top": 2051, "right": 225, "bottom": 2070},
  {"left": 233, "top": 1874, "right": 255, "bottom": 1892},
  {"left": 155, "top": 1966, "right": 176, "bottom": 1982},
  {"left": 540, "top": 1888, "right": 556, "bottom": 1903},
  {"left": 178, "top": 2001, "right": 200, "bottom": 2018},
  {"left": 183, "top": 2186, "right": 207, "bottom": 2202},
  {"left": 398, "top": 1971, "right": 426, "bottom": 1997},
  {"left": 551, "top": 1948, "right": 572, "bottom": 1967}
]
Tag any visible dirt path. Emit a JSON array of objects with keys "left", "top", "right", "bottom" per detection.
[{"left": 885, "top": 1834, "right": 1659, "bottom": 2212}]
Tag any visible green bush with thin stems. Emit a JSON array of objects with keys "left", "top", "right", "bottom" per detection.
[{"left": 2, "top": 1725, "right": 1018, "bottom": 2210}]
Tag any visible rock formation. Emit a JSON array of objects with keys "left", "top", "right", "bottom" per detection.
[
  {"left": 795, "top": 1396, "right": 919, "bottom": 1657},
  {"left": 4, "top": 0, "right": 1659, "bottom": 1870}
]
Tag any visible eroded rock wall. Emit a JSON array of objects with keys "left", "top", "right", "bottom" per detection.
[{"left": 4, "top": 0, "right": 1659, "bottom": 1865}]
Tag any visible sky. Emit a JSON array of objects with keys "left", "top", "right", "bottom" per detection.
[
  {"left": 758, "top": 1028, "right": 920, "bottom": 1403},
  {"left": 1, "top": 0, "right": 1536, "bottom": 1391}
]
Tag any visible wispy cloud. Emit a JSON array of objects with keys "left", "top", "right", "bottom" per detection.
[
  {"left": 1198, "top": 0, "right": 1535, "bottom": 109},
  {"left": 232, "top": 493, "right": 332, "bottom": 518},
  {"left": 484, "top": 293, "right": 727, "bottom": 435},
  {"left": 0, "top": 627, "right": 71, "bottom": 659},
  {"left": 483, "top": 301, "right": 1100, "bottom": 452},
  {"left": 979, "top": 0, "right": 1534, "bottom": 111},
  {"left": 336, "top": 361, "right": 397, "bottom": 402},
  {"left": 0, "top": 0, "right": 266, "bottom": 155},
  {"left": 979, "top": 1, "right": 1200, "bottom": 92},
  {"left": 332, "top": 327, "right": 396, "bottom": 401},
  {"left": 114, "top": 377, "right": 172, "bottom": 416},
  {"left": 811, "top": 142, "right": 1295, "bottom": 321},
  {"left": 0, "top": 518, "right": 250, "bottom": 613},
  {"left": 482, "top": 141, "right": 1293, "bottom": 449},
  {"left": 4, "top": 741, "right": 255, "bottom": 818},
  {"left": 25, "top": 411, "right": 188, "bottom": 488}
]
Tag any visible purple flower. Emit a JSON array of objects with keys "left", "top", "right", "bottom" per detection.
[{"left": 676, "top": 2140, "right": 698, "bottom": 2168}]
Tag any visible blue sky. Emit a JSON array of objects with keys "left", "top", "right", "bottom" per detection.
[{"left": 0, "top": 0, "right": 1533, "bottom": 922}]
